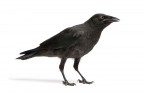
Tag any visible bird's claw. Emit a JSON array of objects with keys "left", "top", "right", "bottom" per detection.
[
  {"left": 78, "top": 79, "right": 94, "bottom": 84},
  {"left": 62, "top": 81, "right": 76, "bottom": 86}
]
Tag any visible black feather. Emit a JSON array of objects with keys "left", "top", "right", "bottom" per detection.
[
  {"left": 40, "top": 28, "right": 82, "bottom": 49},
  {"left": 17, "top": 48, "right": 38, "bottom": 60}
]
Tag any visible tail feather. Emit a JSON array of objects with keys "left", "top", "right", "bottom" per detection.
[
  {"left": 16, "top": 53, "right": 35, "bottom": 60},
  {"left": 20, "top": 49, "right": 35, "bottom": 54},
  {"left": 17, "top": 48, "right": 38, "bottom": 60}
]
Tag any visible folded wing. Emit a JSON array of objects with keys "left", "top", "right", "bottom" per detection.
[{"left": 39, "top": 28, "right": 84, "bottom": 50}]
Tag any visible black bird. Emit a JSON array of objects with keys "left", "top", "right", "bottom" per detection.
[{"left": 17, "top": 13, "right": 119, "bottom": 86}]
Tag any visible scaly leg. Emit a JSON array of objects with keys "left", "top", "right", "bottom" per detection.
[
  {"left": 73, "top": 58, "right": 93, "bottom": 84},
  {"left": 59, "top": 58, "right": 76, "bottom": 86}
]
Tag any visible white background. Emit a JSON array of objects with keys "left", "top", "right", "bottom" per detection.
[{"left": 0, "top": 0, "right": 144, "bottom": 93}]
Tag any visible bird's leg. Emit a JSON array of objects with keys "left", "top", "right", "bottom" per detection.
[
  {"left": 59, "top": 58, "right": 76, "bottom": 86},
  {"left": 74, "top": 58, "right": 93, "bottom": 84}
]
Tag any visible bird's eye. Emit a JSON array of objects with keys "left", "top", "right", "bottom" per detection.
[{"left": 100, "top": 16, "right": 105, "bottom": 19}]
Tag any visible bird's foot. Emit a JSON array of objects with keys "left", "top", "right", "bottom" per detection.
[
  {"left": 78, "top": 79, "right": 94, "bottom": 84},
  {"left": 62, "top": 81, "right": 76, "bottom": 86}
]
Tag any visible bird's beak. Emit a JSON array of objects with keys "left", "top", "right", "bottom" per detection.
[{"left": 108, "top": 17, "right": 120, "bottom": 22}]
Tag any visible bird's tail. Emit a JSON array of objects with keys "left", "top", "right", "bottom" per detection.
[{"left": 16, "top": 48, "right": 38, "bottom": 60}]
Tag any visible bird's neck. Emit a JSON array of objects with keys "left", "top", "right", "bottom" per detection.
[
  {"left": 84, "top": 19, "right": 111, "bottom": 32},
  {"left": 84, "top": 22, "right": 104, "bottom": 34}
]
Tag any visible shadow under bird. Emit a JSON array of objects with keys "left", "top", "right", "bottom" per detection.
[{"left": 17, "top": 13, "right": 119, "bottom": 86}]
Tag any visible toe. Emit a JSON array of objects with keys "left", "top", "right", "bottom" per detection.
[
  {"left": 77, "top": 79, "right": 94, "bottom": 84},
  {"left": 62, "top": 81, "right": 76, "bottom": 86},
  {"left": 87, "top": 81, "right": 94, "bottom": 84},
  {"left": 71, "top": 83, "right": 76, "bottom": 86}
]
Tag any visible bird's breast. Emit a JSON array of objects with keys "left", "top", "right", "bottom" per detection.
[{"left": 67, "top": 31, "right": 101, "bottom": 58}]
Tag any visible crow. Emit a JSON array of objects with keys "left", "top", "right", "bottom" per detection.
[{"left": 17, "top": 13, "right": 119, "bottom": 86}]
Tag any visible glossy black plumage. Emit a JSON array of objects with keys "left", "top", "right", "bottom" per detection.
[{"left": 17, "top": 13, "right": 119, "bottom": 86}]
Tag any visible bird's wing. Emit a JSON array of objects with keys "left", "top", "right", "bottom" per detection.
[{"left": 39, "top": 28, "right": 84, "bottom": 50}]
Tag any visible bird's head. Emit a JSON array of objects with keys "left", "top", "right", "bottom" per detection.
[{"left": 86, "top": 13, "right": 120, "bottom": 29}]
